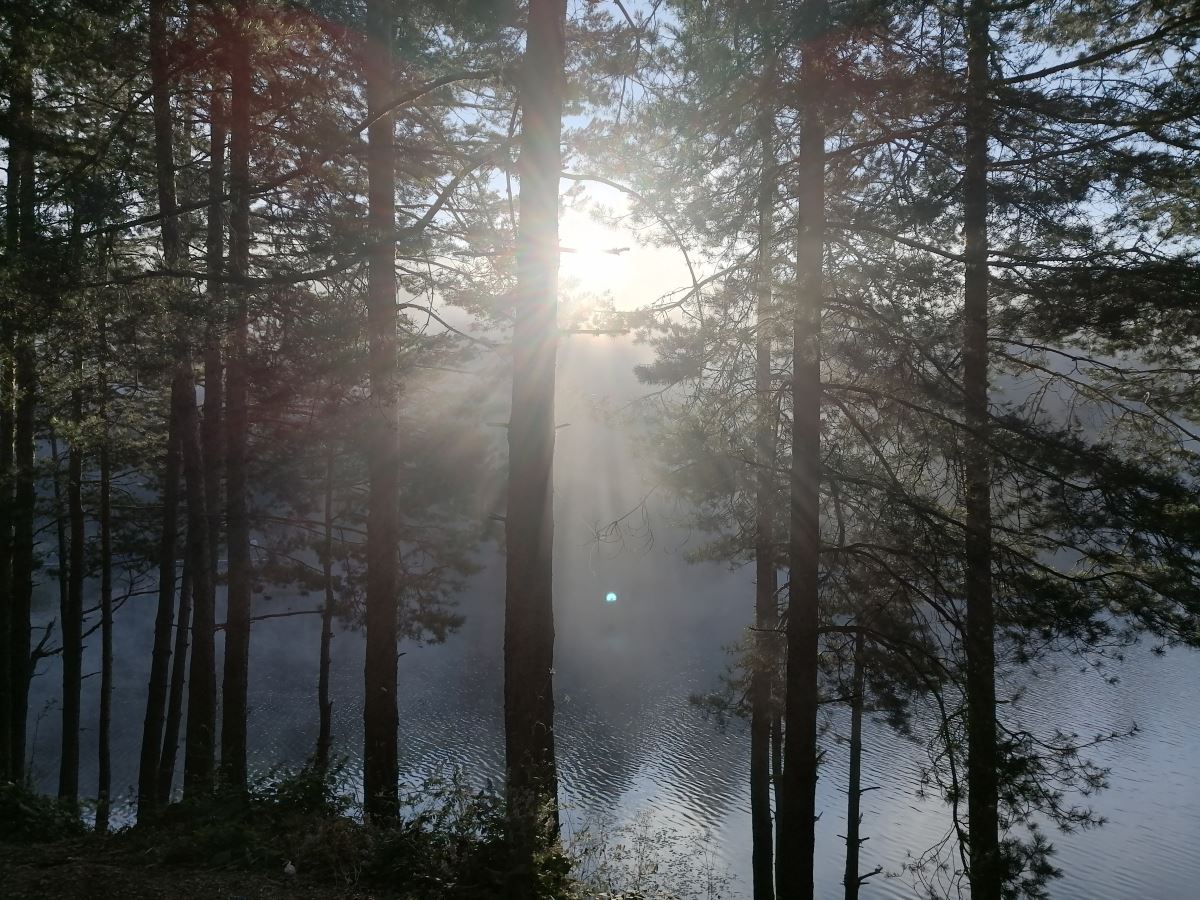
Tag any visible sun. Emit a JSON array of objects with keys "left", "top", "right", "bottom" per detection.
[{"left": 558, "top": 210, "right": 631, "bottom": 294}]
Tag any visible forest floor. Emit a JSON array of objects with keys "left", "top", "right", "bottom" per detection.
[{"left": 0, "top": 837, "right": 406, "bottom": 899}]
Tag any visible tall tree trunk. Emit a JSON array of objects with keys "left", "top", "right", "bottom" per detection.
[
  {"left": 0, "top": 36, "right": 17, "bottom": 778},
  {"left": 504, "top": 1, "right": 566, "bottom": 893},
  {"left": 141, "top": 0, "right": 185, "bottom": 814},
  {"left": 96, "top": 334, "right": 113, "bottom": 832},
  {"left": 58, "top": 352, "right": 85, "bottom": 805},
  {"left": 962, "top": 1, "right": 1001, "bottom": 896},
  {"left": 8, "top": 40, "right": 36, "bottom": 781},
  {"left": 362, "top": 0, "right": 400, "bottom": 822},
  {"left": 751, "top": 51, "right": 778, "bottom": 900},
  {"left": 843, "top": 629, "right": 866, "bottom": 900},
  {"left": 140, "top": 0, "right": 215, "bottom": 801},
  {"left": 316, "top": 445, "right": 336, "bottom": 773},
  {"left": 0, "top": 270, "right": 11, "bottom": 785},
  {"left": 221, "top": 0, "right": 253, "bottom": 792},
  {"left": 157, "top": 557, "right": 192, "bottom": 805},
  {"left": 777, "top": 4, "right": 827, "bottom": 895},
  {"left": 202, "top": 82, "right": 225, "bottom": 642}
]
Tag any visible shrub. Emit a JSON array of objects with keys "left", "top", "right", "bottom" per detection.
[{"left": 0, "top": 781, "right": 86, "bottom": 844}]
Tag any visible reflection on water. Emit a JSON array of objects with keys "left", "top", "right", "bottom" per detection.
[{"left": 24, "top": 338, "right": 1200, "bottom": 898}]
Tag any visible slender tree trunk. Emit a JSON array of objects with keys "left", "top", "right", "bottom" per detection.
[
  {"left": 179, "top": 376, "right": 214, "bottom": 799},
  {"left": 362, "top": 0, "right": 400, "bottom": 822},
  {"left": 96, "top": 335, "right": 113, "bottom": 832},
  {"left": 221, "top": 0, "right": 253, "bottom": 792},
  {"left": 751, "top": 52, "right": 778, "bottom": 900},
  {"left": 962, "top": 2, "right": 1001, "bottom": 896},
  {"left": 157, "top": 557, "right": 192, "bottom": 805},
  {"left": 10, "top": 328, "right": 34, "bottom": 783},
  {"left": 49, "top": 427, "right": 70, "bottom": 666},
  {"left": 0, "top": 291, "right": 11, "bottom": 785},
  {"left": 138, "top": 410, "right": 179, "bottom": 819},
  {"left": 772, "top": 709, "right": 783, "bottom": 862},
  {"left": 141, "top": 0, "right": 214, "bottom": 801},
  {"left": 142, "top": 0, "right": 185, "bottom": 814},
  {"left": 777, "top": 5, "right": 827, "bottom": 895},
  {"left": 504, "top": 2, "right": 566, "bottom": 894},
  {"left": 202, "top": 83, "right": 225, "bottom": 631},
  {"left": 0, "top": 52, "right": 16, "bottom": 779},
  {"left": 58, "top": 352, "right": 86, "bottom": 805},
  {"left": 843, "top": 629, "right": 866, "bottom": 900},
  {"left": 8, "top": 41, "right": 36, "bottom": 780},
  {"left": 316, "top": 445, "right": 336, "bottom": 773}
]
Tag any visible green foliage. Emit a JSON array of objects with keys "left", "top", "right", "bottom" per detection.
[{"left": 0, "top": 781, "right": 87, "bottom": 844}]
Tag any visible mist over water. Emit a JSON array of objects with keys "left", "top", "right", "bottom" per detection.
[{"left": 25, "top": 335, "right": 1200, "bottom": 899}]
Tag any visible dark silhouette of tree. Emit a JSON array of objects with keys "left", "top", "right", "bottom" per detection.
[
  {"left": 505, "top": 0, "right": 566, "bottom": 893},
  {"left": 362, "top": 0, "right": 402, "bottom": 822}
]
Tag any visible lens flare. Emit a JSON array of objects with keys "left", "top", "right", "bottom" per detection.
[{"left": 605, "top": 591, "right": 618, "bottom": 604}]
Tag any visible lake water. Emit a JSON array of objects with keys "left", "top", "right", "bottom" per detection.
[{"left": 24, "top": 337, "right": 1200, "bottom": 898}]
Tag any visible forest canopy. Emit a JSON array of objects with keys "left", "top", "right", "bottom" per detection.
[{"left": 1, "top": 1, "right": 1198, "bottom": 899}]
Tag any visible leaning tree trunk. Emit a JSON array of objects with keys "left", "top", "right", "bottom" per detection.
[
  {"left": 138, "top": 0, "right": 181, "bottom": 815},
  {"left": 777, "top": 5, "right": 827, "bottom": 896},
  {"left": 504, "top": 1, "right": 566, "bottom": 895},
  {"left": 751, "top": 45, "right": 779, "bottom": 900},
  {"left": 96, "top": 333, "right": 113, "bottom": 832},
  {"left": 962, "top": 1, "right": 1001, "bottom": 896},
  {"left": 138, "top": 412, "right": 180, "bottom": 820},
  {"left": 59, "top": 350, "right": 86, "bottom": 805},
  {"left": 316, "top": 445, "right": 336, "bottom": 773},
  {"left": 157, "top": 558, "right": 192, "bottom": 805},
  {"left": 221, "top": 0, "right": 253, "bottom": 792},
  {"left": 362, "top": 0, "right": 401, "bottom": 822}
]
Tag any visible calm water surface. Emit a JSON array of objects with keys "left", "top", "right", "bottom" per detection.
[{"left": 26, "top": 339, "right": 1200, "bottom": 898}]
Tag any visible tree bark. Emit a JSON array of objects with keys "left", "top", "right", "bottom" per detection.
[
  {"left": 157, "top": 556, "right": 192, "bottom": 805},
  {"left": 137, "top": 0, "right": 216, "bottom": 802},
  {"left": 221, "top": 0, "right": 253, "bottom": 792},
  {"left": 96, "top": 334, "right": 113, "bottom": 832},
  {"left": 504, "top": 1, "right": 566, "bottom": 894},
  {"left": 751, "top": 49, "right": 778, "bottom": 900},
  {"left": 179, "top": 369, "right": 214, "bottom": 799},
  {"left": 8, "top": 38, "right": 36, "bottom": 782},
  {"left": 362, "top": 0, "right": 400, "bottom": 822},
  {"left": 58, "top": 352, "right": 85, "bottom": 805},
  {"left": 47, "top": 429, "right": 70, "bottom": 778},
  {"left": 138, "top": 408, "right": 179, "bottom": 819},
  {"left": 0, "top": 269, "right": 11, "bottom": 786},
  {"left": 202, "top": 82, "right": 225, "bottom": 653},
  {"left": 962, "top": 1, "right": 1002, "bottom": 896},
  {"left": 772, "top": 710, "right": 783, "bottom": 864},
  {"left": 0, "top": 43, "right": 16, "bottom": 780},
  {"left": 777, "top": 3, "right": 827, "bottom": 895},
  {"left": 843, "top": 629, "right": 866, "bottom": 900},
  {"left": 316, "top": 445, "right": 336, "bottom": 773},
  {"left": 10, "top": 329, "right": 34, "bottom": 784}
]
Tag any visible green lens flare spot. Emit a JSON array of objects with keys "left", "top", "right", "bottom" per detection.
[{"left": 605, "top": 591, "right": 618, "bottom": 604}]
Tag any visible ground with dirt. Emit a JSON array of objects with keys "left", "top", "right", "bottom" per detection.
[{"left": 0, "top": 839, "right": 405, "bottom": 900}]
